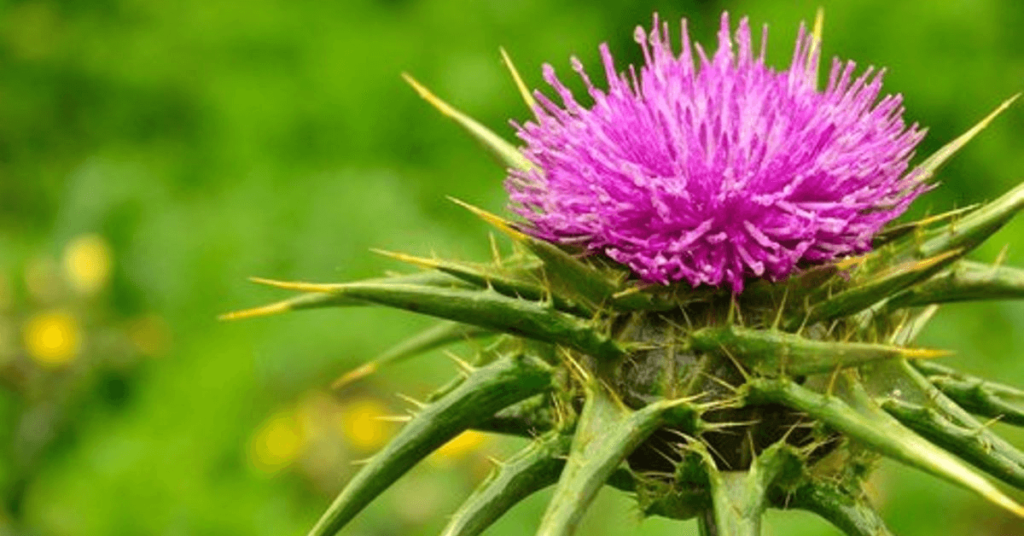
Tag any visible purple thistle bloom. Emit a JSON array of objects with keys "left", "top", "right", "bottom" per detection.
[{"left": 506, "top": 13, "right": 927, "bottom": 291}]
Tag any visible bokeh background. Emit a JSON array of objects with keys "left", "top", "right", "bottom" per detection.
[{"left": 1, "top": 0, "right": 1023, "bottom": 534}]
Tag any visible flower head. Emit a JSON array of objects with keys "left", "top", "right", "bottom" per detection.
[{"left": 507, "top": 13, "right": 926, "bottom": 291}]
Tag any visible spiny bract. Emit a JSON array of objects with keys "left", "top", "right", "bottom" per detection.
[{"left": 227, "top": 10, "right": 1024, "bottom": 536}]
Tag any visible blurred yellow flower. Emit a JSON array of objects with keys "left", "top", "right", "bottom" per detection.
[
  {"left": 63, "top": 234, "right": 112, "bottom": 296},
  {"left": 23, "top": 310, "right": 81, "bottom": 367},
  {"left": 338, "top": 397, "right": 393, "bottom": 452},
  {"left": 429, "top": 430, "right": 488, "bottom": 467},
  {"left": 250, "top": 411, "right": 305, "bottom": 473}
]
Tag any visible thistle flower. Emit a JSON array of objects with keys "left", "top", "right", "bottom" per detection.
[
  {"left": 228, "top": 10, "right": 1024, "bottom": 536},
  {"left": 509, "top": 13, "right": 926, "bottom": 291}
]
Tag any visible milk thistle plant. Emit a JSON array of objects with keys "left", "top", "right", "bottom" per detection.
[{"left": 227, "top": 11, "right": 1024, "bottom": 536}]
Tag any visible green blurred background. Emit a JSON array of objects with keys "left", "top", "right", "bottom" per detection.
[{"left": 1, "top": 0, "right": 1023, "bottom": 534}]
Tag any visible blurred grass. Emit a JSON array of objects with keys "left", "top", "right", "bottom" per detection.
[{"left": 0, "top": 0, "right": 1023, "bottom": 534}]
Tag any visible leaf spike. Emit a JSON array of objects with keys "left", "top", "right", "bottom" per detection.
[
  {"left": 444, "top": 350, "right": 477, "bottom": 376},
  {"left": 500, "top": 47, "right": 539, "bottom": 116},
  {"left": 248, "top": 276, "right": 342, "bottom": 293},
  {"left": 914, "top": 93, "right": 1020, "bottom": 183},
  {"left": 370, "top": 248, "right": 441, "bottom": 270},
  {"left": 448, "top": 196, "right": 529, "bottom": 240},
  {"left": 308, "top": 355, "right": 552, "bottom": 536},
  {"left": 395, "top": 392, "right": 427, "bottom": 410},
  {"left": 402, "top": 73, "right": 534, "bottom": 171},
  {"left": 218, "top": 300, "right": 297, "bottom": 321}
]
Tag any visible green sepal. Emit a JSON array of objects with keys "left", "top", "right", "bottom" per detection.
[
  {"left": 403, "top": 74, "right": 534, "bottom": 171},
  {"left": 886, "top": 260, "right": 1024, "bottom": 309},
  {"left": 775, "top": 479, "right": 893, "bottom": 536},
  {"left": 372, "top": 249, "right": 595, "bottom": 318},
  {"left": 745, "top": 374, "right": 1024, "bottom": 517},
  {"left": 331, "top": 320, "right": 493, "bottom": 390},
  {"left": 536, "top": 384, "right": 697, "bottom": 536},
  {"left": 251, "top": 279, "right": 625, "bottom": 360},
  {"left": 688, "top": 325, "right": 946, "bottom": 377},
  {"left": 441, "top": 432, "right": 573, "bottom": 536},
  {"left": 308, "top": 354, "right": 553, "bottom": 536}
]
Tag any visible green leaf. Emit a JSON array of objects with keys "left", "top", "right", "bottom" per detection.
[
  {"left": 688, "top": 325, "right": 947, "bottom": 377},
  {"left": 250, "top": 278, "right": 625, "bottom": 360},
  {"left": 886, "top": 260, "right": 1024, "bottom": 309},
  {"left": 536, "top": 384, "right": 696, "bottom": 536},
  {"left": 331, "top": 321, "right": 492, "bottom": 390},
  {"left": 308, "top": 354, "right": 552, "bottom": 536},
  {"left": 403, "top": 74, "right": 534, "bottom": 171},
  {"left": 441, "top": 432, "right": 572, "bottom": 536},
  {"left": 746, "top": 374, "right": 1024, "bottom": 518}
]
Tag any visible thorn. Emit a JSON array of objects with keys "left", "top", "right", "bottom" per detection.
[
  {"left": 447, "top": 197, "right": 527, "bottom": 240},
  {"left": 771, "top": 286, "right": 790, "bottom": 331},
  {"left": 370, "top": 248, "right": 440, "bottom": 270},
  {"left": 402, "top": 73, "right": 457, "bottom": 117},
  {"left": 992, "top": 243, "right": 1010, "bottom": 271},
  {"left": 489, "top": 232, "right": 503, "bottom": 266},
  {"left": 376, "top": 415, "right": 412, "bottom": 423},
  {"left": 249, "top": 276, "right": 339, "bottom": 293},
  {"left": 499, "top": 47, "right": 538, "bottom": 116},
  {"left": 444, "top": 350, "right": 476, "bottom": 375},
  {"left": 396, "top": 393, "right": 427, "bottom": 409},
  {"left": 219, "top": 301, "right": 291, "bottom": 321},
  {"left": 331, "top": 363, "right": 379, "bottom": 390}
]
